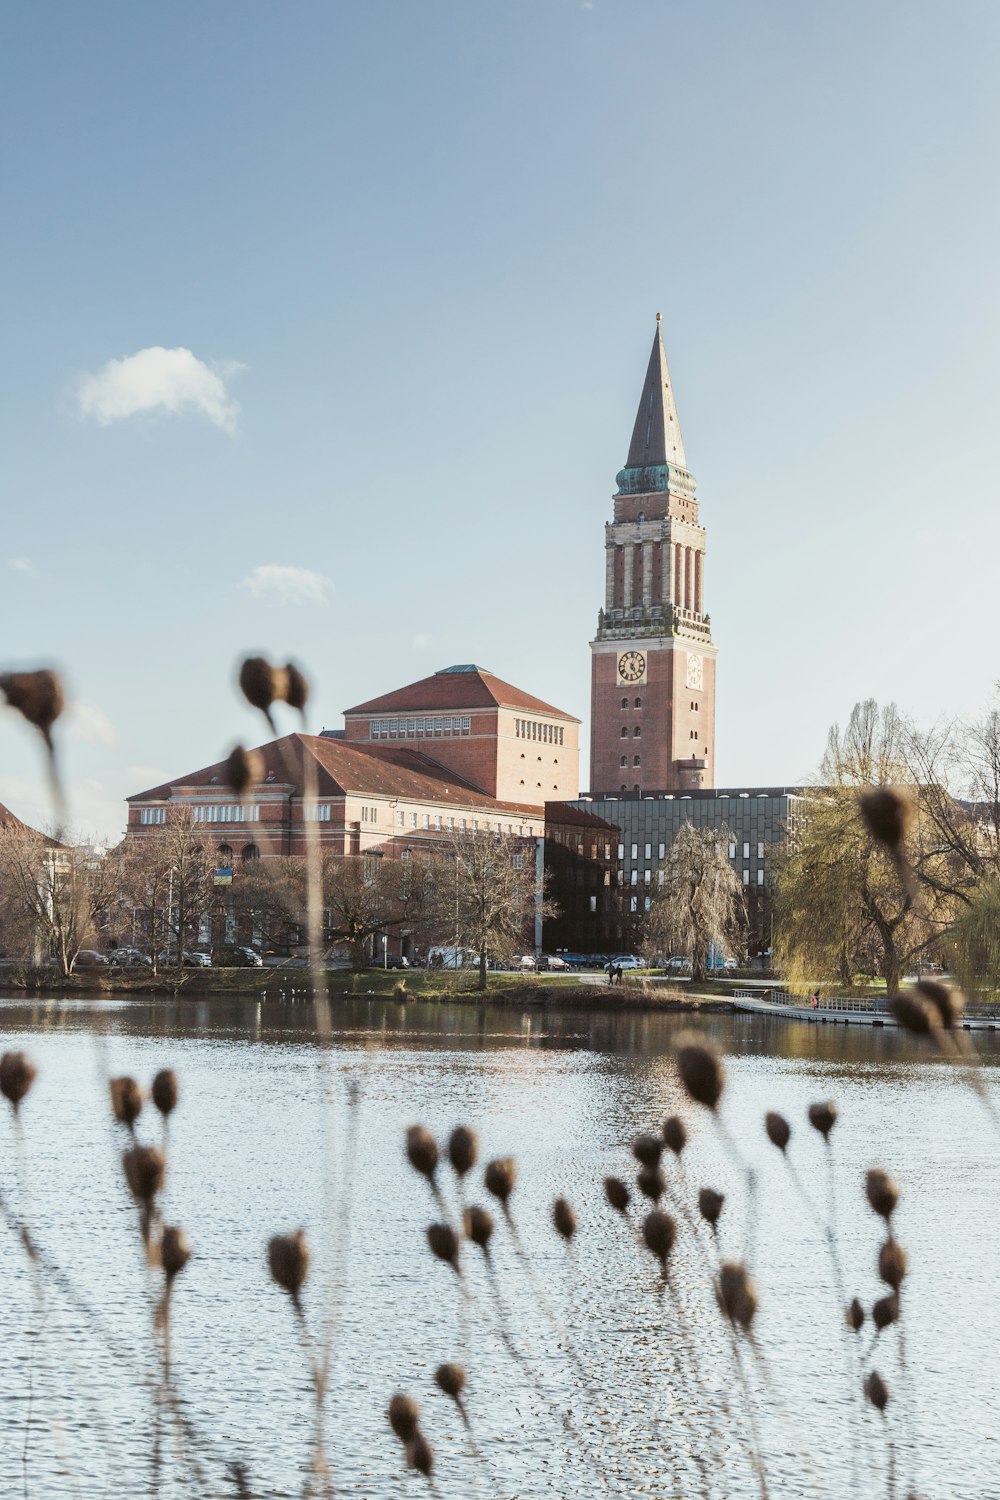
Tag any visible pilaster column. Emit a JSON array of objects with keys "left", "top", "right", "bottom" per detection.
[
  {"left": 605, "top": 544, "right": 616, "bottom": 611},
  {"left": 622, "top": 544, "right": 634, "bottom": 609},
  {"left": 695, "top": 551, "right": 703, "bottom": 615},
  {"left": 673, "top": 544, "right": 681, "bottom": 607},
  {"left": 642, "top": 542, "right": 653, "bottom": 607},
  {"left": 684, "top": 547, "right": 692, "bottom": 612}
]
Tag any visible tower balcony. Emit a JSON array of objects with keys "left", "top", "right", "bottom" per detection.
[{"left": 595, "top": 605, "right": 713, "bottom": 642}]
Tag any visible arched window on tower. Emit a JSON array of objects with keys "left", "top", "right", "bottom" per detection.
[
  {"left": 633, "top": 755, "right": 641, "bottom": 767},
  {"left": 633, "top": 726, "right": 641, "bottom": 738},
  {"left": 621, "top": 697, "right": 629, "bottom": 710},
  {"left": 620, "top": 756, "right": 627, "bottom": 768},
  {"left": 633, "top": 784, "right": 641, "bottom": 792},
  {"left": 620, "top": 726, "right": 628, "bottom": 738},
  {"left": 634, "top": 697, "right": 642, "bottom": 709}
]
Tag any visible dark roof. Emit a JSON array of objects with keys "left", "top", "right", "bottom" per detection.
[
  {"left": 545, "top": 801, "right": 618, "bottom": 832},
  {"left": 129, "top": 735, "right": 544, "bottom": 818},
  {"left": 624, "top": 319, "right": 687, "bottom": 471},
  {"left": 344, "top": 666, "right": 578, "bottom": 722}
]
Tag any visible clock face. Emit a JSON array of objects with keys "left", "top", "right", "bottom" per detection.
[
  {"left": 617, "top": 650, "right": 647, "bottom": 686},
  {"left": 685, "top": 653, "right": 704, "bottom": 691}
]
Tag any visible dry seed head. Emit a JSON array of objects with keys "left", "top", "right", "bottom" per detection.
[
  {"left": 642, "top": 1209, "right": 677, "bottom": 1268},
  {"left": 238, "top": 656, "right": 277, "bottom": 719},
  {"left": 552, "top": 1196, "right": 577, "bottom": 1242},
  {"left": 637, "top": 1165, "right": 666, "bottom": 1203},
  {"left": 872, "top": 1293, "right": 899, "bottom": 1331},
  {"left": 914, "top": 977, "right": 964, "bottom": 1029},
  {"left": 632, "top": 1132, "right": 663, "bottom": 1169},
  {"left": 675, "top": 1034, "right": 725, "bottom": 1111},
  {"left": 878, "top": 1239, "right": 908, "bottom": 1292},
  {"left": 160, "top": 1225, "right": 191, "bottom": 1281},
  {"left": 717, "top": 1260, "right": 758, "bottom": 1329},
  {"left": 224, "top": 745, "right": 263, "bottom": 798},
  {"left": 661, "top": 1115, "right": 688, "bottom": 1156},
  {"left": 603, "top": 1175, "right": 631, "bottom": 1214},
  {"left": 0, "top": 670, "right": 65, "bottom": 746},
  {"left": 405, "top": 1124, "right": 440, "bottom": 1181},
  {"left": 463, "top": 1205, "right": 494, "bottom": 1252},
  {"left": 864, "top": 1370, "right": 890, "bottom": 1412},
  {"left": 110, "top": 1075, "right": 143, "bottom": 1128},
  {"left": 448, "top": 1125, "right": 478, "bottom": 1178},
  {"left": 865, "top": 1168, "right": 899, "bottom": 1221},
  {"left": 698, "top": 1187, "right": 725, "bottom": 1228},
  {"left": 484, "top": 1156, "right": 516, "bottom": 1206},
  {"left": 388, "top": 1392, "right": 420, "bottom": 1442},
  {"left": 267, "top": 1229, "right": 310, "bottom": 1300},
  {"left": 807, "top": 1100, "right": 838, "bottom": 1139},
  {"left": 434, "top": 1363, "right": 466, "bottom": 1400},
  {"left": 765, "top": 1111, "right": 791, "bottom": 1152},
  {"left": 0, "top": 1051, "right": 37, "bottom": 1111},
  {"left": 151, "top": 1068, "right": 178, "bottom": 1118},
  {"left": 283, "top": 662, "right": 309, "bottom": 714},
  {"left": 123, "top": 1145, "right": 166, "bottom": 1205},
  {"left": 407, "top": 1431, "right": 434, "bottom": 1477},
  {"left": 847, "top": 1297, "right": 865, "bottom": 1333},
  {"left": 426, "top": 1222, "right": 460, "bottom": 1270},
  {"left": 859, "top": 787, "right": 913, "bottom": 854},
  {"left": 890, "top": 992, "right": 939, "bottom": 1036}
]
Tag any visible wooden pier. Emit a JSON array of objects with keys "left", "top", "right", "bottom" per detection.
[{"left": 732, "top": 992, "right": 1000, "bottom": 1031}]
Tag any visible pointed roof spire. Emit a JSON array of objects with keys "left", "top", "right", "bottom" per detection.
[{"left": 625, "top": 315, "right": 687, "bottom": 470}]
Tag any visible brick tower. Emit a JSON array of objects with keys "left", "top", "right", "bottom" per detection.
[{"left": 590, "top": 316, "right": 717, "bottom": 795}]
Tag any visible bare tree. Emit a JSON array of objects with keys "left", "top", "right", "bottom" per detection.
[
  {"left": 0, "top": 827, "right": 125, "bottom": 975},
  {"left": 439, "top": 831, "right": 552, "bottom": 991},
  {"left": 643, "top": 824, "right": 745, "bottom": 982},
  {"left": 124, "top": 810, "right": 215, "bottom": 973}
]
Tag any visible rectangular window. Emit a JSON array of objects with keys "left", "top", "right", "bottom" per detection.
[
  {"left": 757, "top": 869, "right": 765, "bottom": 886},
  {"left": 617, "top": 843, "right": 624, "bottom": 859},
  {"left": 193, "top": 804, "right": 259, "bottom": 823},
  {"left": 658, "top": 843, "right": 665, "bottom": 860},
  {"left": 629, "top": 895, "right": 638, "bottom": 913},
  {"left": 644, "top": 843, "right": 651, "bottom": 859},
  {"left": 644, "top": 869, "right": 651, "bottom": 884},
  {"left": 448, "top": 816, "right": 455, "bottom": 831},
  {"left": 630, "top": 843, "right": 638, "bottom": 860},
  {"left": 589, "top": 895, "right": 597, "bottom": 913},
  {"left": 644, "top": 896, "right": 651, "bottom": 912},
  {"left": 397, "top": 811, "right": 405, "bottom": 827},
  {"left": 409, "top": 813, "right": 417, "bottom": 828},
  {"left": 461, "top": 717, "right": 471, "bottom": 734},
  {"left": 434, "top": 815, "right": 442, "bottom": 831},
  {"left": 139, "top": 807, "right": 166, "bottom": 825},
  {"left": 757, "top": 842, "right": 764, "bottom": 860},
  {"left": 305, "top": 803, "right": 331, "bottom": 822},
  {"left": 630, "top": 870, "right": 638, "bottom": 886},
  {"left": 742, "top": 869, "right": 750, "bottom": 885},
  {"left": 657, "top": 870, "right": 664, "bottom": 885},
  {"left": 743, "top": 843, "right": 750, "bottom": 859},
  {"left": 422, "top": 814, "right": 430, "bottom": 830},
  {"left": 728, "top": 842, "right": 736, "bottom": 859},
  {"left": 513, "top": 853, "right": 523, "bottom": 871}
]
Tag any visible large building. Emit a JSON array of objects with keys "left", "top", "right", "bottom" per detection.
[{"left": 590, "top": 316, "right": 716, "bottom": 796}]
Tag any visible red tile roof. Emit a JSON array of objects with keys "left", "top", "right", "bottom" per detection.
[
  {"left": 129, "top": 735, "right": 545, "bottom": 819},
  {"left": 343, "top": 666, "right": 579, "bottom": 721},
  {"left": 0, "top": 801, "right": 62, "bottom": 844}
]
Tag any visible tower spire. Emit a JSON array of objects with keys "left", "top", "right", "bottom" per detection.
[{"left": 624, "top": 317, "right": 686, "bottom": 471}]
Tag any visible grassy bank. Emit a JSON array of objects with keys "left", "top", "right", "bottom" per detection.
[{"left": 0, "top": 964, "right": 734, "bottom": 1012}]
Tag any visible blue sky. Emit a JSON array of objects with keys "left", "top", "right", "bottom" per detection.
[{"left": 2, "top": 1, "right": 1000, "bottom": 837}]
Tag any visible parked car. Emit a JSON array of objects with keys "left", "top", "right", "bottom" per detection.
[
  {"left": 158, "top": 949, "right": 213, "bottom": 968},
  {"left": 612, "top": 955, "right": 644, "bottom": 970},
  {"left": 663, "top": 956, "right": 692, "bottom": 972},
  {"left": 212, "top": 945, "right": 263, "bottom": 968},
  {"left": 109, "top": 947, "right": 152, "bottom": 968},
  {"left": 385, "top": 955, "right": 410, "bottom": 970},
  {"left": 558, "top": 952, "right": 592, "bottom": 970},
  {"left": 74, "top": 950, "right": 108, "bottom": 969}
]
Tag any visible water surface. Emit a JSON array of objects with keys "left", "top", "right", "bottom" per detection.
[{"left": 0, "top": 992, "right": 996, "bottom": 1498}]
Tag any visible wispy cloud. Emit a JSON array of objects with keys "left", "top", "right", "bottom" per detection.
[
  {"left": 69, "top": 703, "right": 117, "bottom": 747},
  {"left": 77, "top": 346, "right": 243, "bottom": 432},
  {"left": 239, "top": 564, "right": 333, "bottom": 606},
  {"left": 8, "top": 558, "right": 37, "bottom": 577},
  {"left": 411, "top": 633, "right": 432, "bottom": 652}
]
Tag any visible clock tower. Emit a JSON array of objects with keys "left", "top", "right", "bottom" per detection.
[{"left": 589, "top": 316, "right": 717, "bottom": 795}]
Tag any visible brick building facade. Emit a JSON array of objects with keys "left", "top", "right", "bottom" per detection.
[{"left": 590, "top": 316, "right": 717, "bottom": 796}]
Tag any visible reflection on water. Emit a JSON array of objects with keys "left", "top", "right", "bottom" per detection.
[{"left": 0, "top": 991, "right": 997, "bottom": 1497}]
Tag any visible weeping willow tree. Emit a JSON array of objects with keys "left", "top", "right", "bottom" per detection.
[
  {"left": 773, "top": 701, "right": 953, "bottom": 993},
  {"left": 643, "top": 824, "right": 745, "bottom": 982},
  {"left": 951, "top": 879, "right": 1000, "bottom": 997}
]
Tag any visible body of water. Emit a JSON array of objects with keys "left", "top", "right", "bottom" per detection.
[{"left": 0, "top": 991, "right": 996, "bottom": 1498}]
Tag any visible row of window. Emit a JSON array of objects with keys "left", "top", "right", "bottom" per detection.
[
  {"left": 616, "top": 840, "right": 766, "bottom": 862},
  {"left": 216, "top": 843, "right": 260, "bottom": 863},
  {"left": 620, "top": 697, "right": 643, "bottom": 709},
  {"left": 515, "top": 719, "right": 565, "bottom": 745},
  {"left": 360, "top": 806, "right": 378, "bottom": 823},
  {"left": 620, "top": 755, "right": 642, "bottom": 767},
  {"left": 394, "top": 810, "right": 530, "bottom": 836},
  {"left": 139, "top": 808, "right": 166, "bottom": 825},
  {"left": 369, "top": 716, "right": 472, "bottom": 739},
  {"left": 620, "top": 726, "right": 641, "bottom": 738},
  {"left": 192, "top": 804, "right": 261, "bottom": 824}
]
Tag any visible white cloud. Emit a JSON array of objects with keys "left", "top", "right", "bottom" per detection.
[
  {"left": 239, "top": 564, "right": 333, "bottom": 606},
  {"left": 8, "top": 558, "right": 37, "bottom": 577},
  {"left": 411, "top": 633, "right": 432, "bottom": 651},
  {"left": 69, "top": 704, "right": 117, "bottom": 747},
  {"left": 77, "top": 346, "right": 243, "bottom": 432}
]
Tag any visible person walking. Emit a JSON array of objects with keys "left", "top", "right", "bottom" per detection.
[
  {"left": 615, "top": 963, "right": 624, "bottom": 986},
  {"left": 606, "top": 959, "right": 614, "bottom": 986}
]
